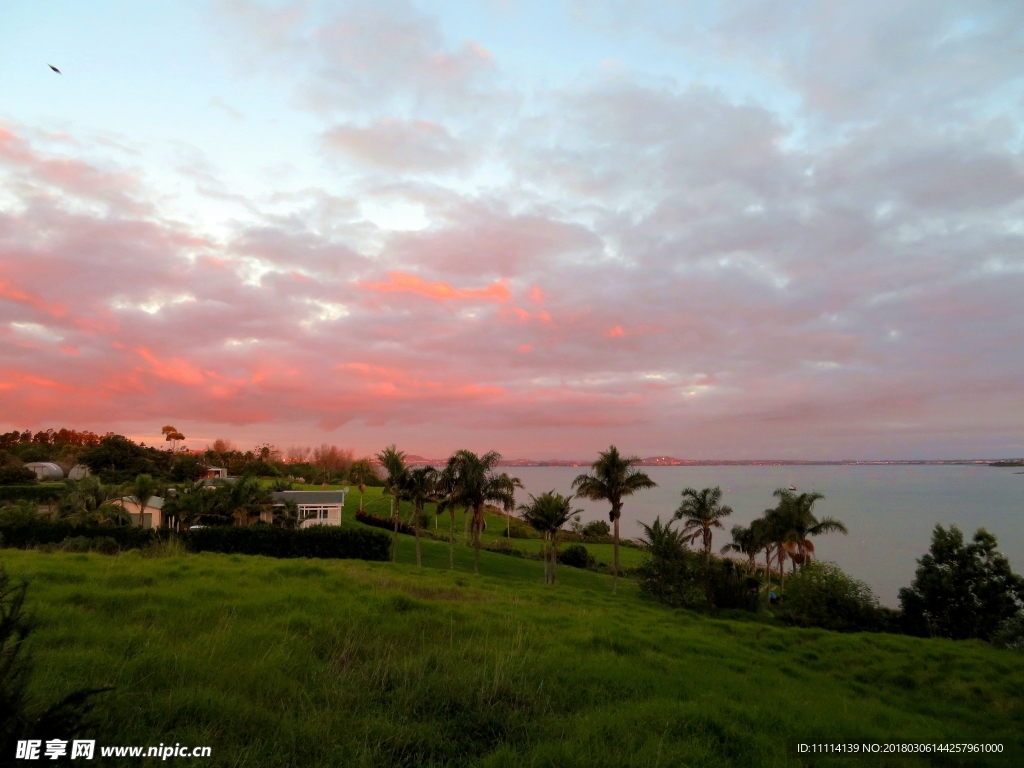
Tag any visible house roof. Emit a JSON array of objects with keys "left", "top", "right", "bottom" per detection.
[
  {"left": 121, "top": 495, "right": 165, "bottom": 509},
  {"left": 271, "top": 490, "right": 348, "bottom": 505}
]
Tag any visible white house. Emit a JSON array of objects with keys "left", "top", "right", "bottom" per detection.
[
  {"left": 115, "top": 496, "right": 165, "bottom": 529},
  {"left": 271, "top": 490, "right": 348, "bottom": 528}
]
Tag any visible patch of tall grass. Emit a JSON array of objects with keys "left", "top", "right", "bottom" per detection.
[{"left": 5, "top": 547, "right": 1023, "bottom": 767}]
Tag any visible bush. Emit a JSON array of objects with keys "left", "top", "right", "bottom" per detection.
[
  {"left": 39, "top": 536, "right": 120, "bottom": 555},
  {"left": 0, "top": 466, "right": 36, "bottom": 485},
  {"left": 557, "top": 544, "right": 595, "bottom": 569},
  {"left": 503, "top": 519, "right": 536, "bottom": 539},
  {"left": 707, "top": 559, "right": 761, "bottom": 612},
  {"left": 992, "top": 613, "right": 1024, "bottom": 652},
  {"left": 0, "top": 485, "right": 63, "bottom": 504},
  {"left": 781, "top": 561, "right": 888, "bottom": 632},
  {"left": 484, "top": 540, "right": 527, "bottom": 558},
  {"left": 356, "top": 510, "right": 414, "bottom": 536},
  {"left": 184, "top": 525, "right": 389, "bottom": 560},
  {"left": 0, "top": 520, "right": 162, "bottom": 550},
  {"left": 582, "top": 520, "right": 610, "bottom": 537}
]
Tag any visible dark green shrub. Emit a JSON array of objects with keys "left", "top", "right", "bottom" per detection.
[
  {"left": 0, "top": 485, "right": 63, "bottom": 504},
  {"left": 707, "top": 558, "right": 761, "bottom": 611},
  {"left": 557, "top": 544, "right": 594, "bottom": 569},
  {"left": 184, "top": 525, "right": 389, "bottom": 560},
  {"left": 484, "top": 540, "right": 526, "bottom": 558},
  {"left": 0, "top": 466, "right": 36, "bottom": 485},
  {"left": 0, "top": 520, "right": 162, "bottom": 550},
  {"left": 356, "top": 510, "right": 413, "bottom": 536},
  {"left": 781, "top": 561, "right": 888, "bottom": 632},
  {"left": 582, "top": 520, "right": 610, "bottom": 537},
  {"left": 992, "top": 613, "right": 1024, "bottom": 652},
  {"left": 502, "top": 519, "right": 536, "bottom": 539}
]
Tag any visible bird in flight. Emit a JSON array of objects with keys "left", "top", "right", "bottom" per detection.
[{"left": 48, "top": 64, "right": 61, "bottom": 74}]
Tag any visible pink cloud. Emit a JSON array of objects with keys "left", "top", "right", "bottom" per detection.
[{"left": 361, "top": 271, "right": 510, "bottom": 303}]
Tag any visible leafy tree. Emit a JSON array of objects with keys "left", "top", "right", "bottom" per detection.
[
  {"left": 79, "top": 435, "right": 171, "bottom": 483},
  {"left": 376, "top": 445, "right": 409, "bottom": 562},
  {"left": 442, "top": 450, "right": 521, "bottom": 574},
  {"left": 581, "top": 519, "right": 610, "bottom": 537},
  {"left": 161, "top": 425, "right": 185, "bottom": 451},
  {"left": 518, "top": 491, "right": 580, "bottom": 584},
  {"left": 771, "top": 489, "right": 847, "bottom": 569},
  {"left": 899, "top": 525, "right": 1024, "bottom": 640},
  {"left": 572, "top": 446, "right": 657, "bottom": 593},
  {"left": 313, "top": 444, "right": 353, "bottom": 486},
  {"left": 404, "top": 466, "right": 437, "bottom": 567},
  {"left": 675, "top": 486, "right": 733, "bottom": 607}
]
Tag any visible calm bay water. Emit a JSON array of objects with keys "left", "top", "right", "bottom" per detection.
[{"left": 508, "top": 465, "right": 1024, "bottom": 607}]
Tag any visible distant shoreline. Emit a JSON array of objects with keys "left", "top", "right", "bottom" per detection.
[{"left": 398, "top": 457, "right": 1024, "bottom": 468}]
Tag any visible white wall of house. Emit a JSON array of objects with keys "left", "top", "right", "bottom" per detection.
[{"left": 299, "top": 504, "right": 342, "bottom": 528}]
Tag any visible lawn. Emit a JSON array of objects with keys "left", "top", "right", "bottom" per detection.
[{"left": 5, "top": 540, "right": 1023, "bottom": 767}]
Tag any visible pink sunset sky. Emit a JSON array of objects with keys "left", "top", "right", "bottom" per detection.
[{"left": 1, "top": 0, "right": 1023, "bottom": 459}]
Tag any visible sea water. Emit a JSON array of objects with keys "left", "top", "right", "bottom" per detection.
[{"left": 508, "top": 465, "right": 1024, "bottom": 607}]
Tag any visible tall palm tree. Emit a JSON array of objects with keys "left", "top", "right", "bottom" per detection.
[
  {"left": 572, "top": 446, "right": 657, "bottom": 593},
  {"left": 404, "top": 466, "right": 437, "bottom": 567},
  {"left": 376, "top": 445, "right": 408, "bottom": 563},
  {"left": 432, "top": 468, "right": 458, "bottom": 570},
  {"left": 772, "top": 489, "right": 847, "bottom": 569},
  {"left": 442, "top": 450, "right": 521, "bottom": 574},
  {"left": 126, "top": 473, "right": 157, "bottom": 527},
  {"left": 674, "top": 487, "right": 733, "bottom": 568},
  {"left": 348, "top": 458, "right": 375, "bottom": 511},
  {"left": 518, "top": 491, "right": 581, "bottom": 584}
]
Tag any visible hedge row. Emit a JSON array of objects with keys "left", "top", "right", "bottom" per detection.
[
  {"left": 0, "top": 520, "right": 390, "bottom": 561},
  {"left": 0, "top": 485, "right": 65, "bottom": 503},
  {"left": 185, "top": 525, "right": 390, "bottom": 560},
  {"left": 355, "top": 510, "right": 414, "bottom": 536},
  {"left": 0, "top": 520, "right": 164, "bottom": 549}
]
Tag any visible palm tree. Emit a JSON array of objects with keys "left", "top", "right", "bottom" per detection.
[
  {"left": 376, "top": 445, "right": 408, "bottom": 563},
  {"left": 404, "top": 466, "right": 437, "bottom": 567},
  {"left": 518, "top": 491, "right": 581, "bottom": 584},
  {"left": 275, "top": 499, "right": 301, "bottom": 530},
  {"left": 442, "top": 450, "right": 521, "bottom": 574},
  {"left": 432, "top": 469, "right": 458, "bottom": 570},
  {"left": 59, "top": 476, "right": 123, "bottom": 525},
  {"left": 126, "top": 474, "right": 157, "bottom": 527},
  {"left": 572, "top": 446, "right": 657, "bottom": 593},
  {"left": 674, "top": 486, "right": 733, "bottom": 568},
  {"left": 772, "top": 489, "right": 847, "bottom": 570},
  {"left": 675, "top": 486, "right": 733, "bottom": 608},
  {"left": 721, "top": 524, "right": 759, "bottom": 571},
  {"left": 226, "top": 474, "right": 271, "bottom": 526},
  {"left": 348, "top": 458, "right": 375, "bottom": 511}
]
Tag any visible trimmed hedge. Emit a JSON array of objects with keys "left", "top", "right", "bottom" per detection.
[
  {"left": 0, "top": 520, "right": 163, "bottom": 549},
  {"left": 0, "top": 485, "right": 65, "bottom": 503},
  {"left": 355, "top": 510, "right": 413, "bottom": 536},
  {"left": 185, "top": 525, "right": 389, "bottom": 561}
]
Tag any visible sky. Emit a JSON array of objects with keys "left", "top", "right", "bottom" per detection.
[{"left": 1, "top": 0, "right": 1023, "bottom": 460}]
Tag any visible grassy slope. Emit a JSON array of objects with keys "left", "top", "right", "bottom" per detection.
[
  {"left": 337, "top": 485, "right": 647, "bottom": 568},
  {"left": 5, "top": 538, "right": 1023, "bottom": 768}
]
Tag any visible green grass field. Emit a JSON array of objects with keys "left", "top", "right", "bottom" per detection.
[{"left": 5, "top": 524, "right": 1024, "bottom": 767}]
